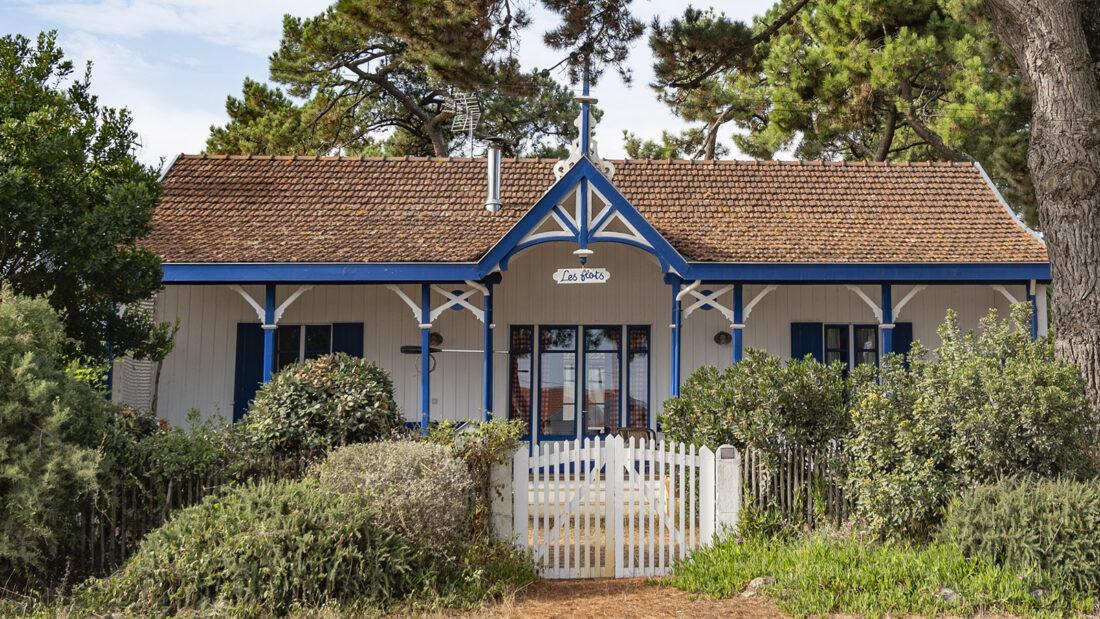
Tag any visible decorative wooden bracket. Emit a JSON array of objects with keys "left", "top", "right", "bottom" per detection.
[
  {"left": 387, "top": 284, "right": 486, "bottom": 326},
  {"left": 229, "top": 285, "right": 313, "bottom": 328}
]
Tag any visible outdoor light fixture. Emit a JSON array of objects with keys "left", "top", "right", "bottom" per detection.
[
  {"left": 713, "top": 331, "right": 732, "bottom": 346},
  {"left": 429, "top": 332, "right": 444, "bottom": 347}
]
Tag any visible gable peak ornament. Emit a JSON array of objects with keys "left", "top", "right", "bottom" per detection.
[{"left": 553, "top": 87, "right": 616, "bottom": 181}]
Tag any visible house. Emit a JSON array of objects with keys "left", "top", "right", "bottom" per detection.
[{"left": 111, "top": 92, "right": 1050, "bottom": 444}]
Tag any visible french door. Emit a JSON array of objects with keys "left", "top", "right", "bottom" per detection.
[{"left": 509, "top": 324, "right": 650, "bottom": 441}]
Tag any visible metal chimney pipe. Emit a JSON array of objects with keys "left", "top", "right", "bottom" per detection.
[{"left": 485, "top": 139, "right": 503, "bottom": 212}]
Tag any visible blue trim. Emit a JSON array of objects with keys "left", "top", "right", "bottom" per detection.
[
  {"left": 552, "top": 206, "right": 580, "bottom": 236},
  {"left": 578, "top": 178, "right": 589, "bottom": 259},
  {"left": 483, "top": 282, "right": 494, "bottom": 421},
  {"left": 670, "top": 278, "right": 682, "bottom": 397},
  {"left": 420, "top": 284, "right": 430, "bottom": 435},
  {"left": 881, "top": 284, "right": 894, "bottom": 356},
  {"left": 262, "top": 284, "right": 275, "bottom": 383},
  {"left": 732, "top": 284, "right": 744, "bottom": 363},
  {"left": 163, "top": 262, "right": 481, "bottom": 284},
  {"left": 499, "top": 235, "right": 667, "bottom": 271},
  {"left": 684, "top": 262, "right": 1050, "bottom": 283},
  {"left": 507, "top": 325, "right": 535, "bottom": 441}
]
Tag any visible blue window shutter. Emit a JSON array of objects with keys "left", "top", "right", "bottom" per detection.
[
  {"left": 893, "top": 322, "right": 914, "bottom": 357},
  {"left": 233, "top": 323, "right": 264, "bottom": 422},
  {"left": 332, "top": 322, "right": 364, "bottom": 357},
  {"left": 791, "top": 322, "right": 824, "bottom": 362}
]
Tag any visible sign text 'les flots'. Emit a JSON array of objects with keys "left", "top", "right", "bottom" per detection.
[{"left": 552, "top": 268, "right": 611, "bottom": 284}]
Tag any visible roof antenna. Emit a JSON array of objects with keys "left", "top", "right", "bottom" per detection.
[{"left": 444, "top": 92, "right": 482, "bottom": 158}]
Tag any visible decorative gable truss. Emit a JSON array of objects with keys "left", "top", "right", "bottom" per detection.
[{"left": 482, "top": 158, "right": 689, "bottom": 276}]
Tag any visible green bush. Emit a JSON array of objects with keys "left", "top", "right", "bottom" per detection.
[
  {"left": 847, "top": 305, "right": 1094, "bottom": 541},
  {"left": 239, "top": 353, "right": 402, "bottom": 461},
  {"left": 75, "top": 479, "right": 429, "bottom": 615},
  {"left": 312, "top": 440, "right": 474, "bottom": 561},
  {"left": 941, "top": 478, "right": 1100, "bottom": 593},
  {"left": 428, "top": 419, "right": 524, "bottom": 538},
  {"left": 668, "top": 532, "right": 1095, "bottom": 617},
  {"left": 0, "top": 289, "right": 112, "bottom": 585},
  {"left": 660, "top": 349, "right": 849, "bottom": 451}
]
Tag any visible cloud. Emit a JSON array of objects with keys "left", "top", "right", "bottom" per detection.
[{"left": 21, "top": 0, "right": 330, "bottom": 55}]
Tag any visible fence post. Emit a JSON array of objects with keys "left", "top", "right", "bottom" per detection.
[
  {"left": 715, "top": 444, "right": 742, "bottom": 536},
  {"left": 699, "top": 446, "right": 715, "bottom": 546},
  {"left": 511, "top": 446, "right": 529, "bottom": 549},
  {"left": 490, "top": 456, "right": 514, "bottom": 542}
]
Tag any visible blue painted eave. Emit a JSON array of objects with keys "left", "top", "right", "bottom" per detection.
[
  {"left": 161, "top": 262, "right": 481, "bottom": 284},
  {"left": 682, "top": 262, "right": 1051, "bottom": 283}
]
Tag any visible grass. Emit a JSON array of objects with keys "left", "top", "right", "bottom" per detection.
[{"left": 667, "top": 532, "right": 1097, "bottom": 618}]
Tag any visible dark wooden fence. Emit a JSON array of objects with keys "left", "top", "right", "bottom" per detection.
[{"left": 740, "top": 442, "right": 851, "bottom": 527}]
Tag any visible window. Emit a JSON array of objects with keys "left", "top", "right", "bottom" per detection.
[
  {"left": 508, "top": 326, "right": 534, "bottom": 434},
  {"left": 626, "top": 326, "right": 650, "bottom": 430},
  {"left": 539, "top": 326, "right": 578, "bottom": 438},
  {"left": 275, "top": 324, "right": 333, "bottom": 371},
  {"left": 583, "top": 326, "right": 621, "bottom": 435},
  {"left": 853, "top": 324, "right": 879, "bottom": 367},
  {"left": 824, "top": 325, "right": 849, "bottom": 367}
]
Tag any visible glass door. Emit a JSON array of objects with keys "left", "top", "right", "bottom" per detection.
[
  {"left": 583, "top": 326, "right": 622, "bottom": 436},
  {"left": 538, "top": 326, "right": 578, "bottom": 440}
]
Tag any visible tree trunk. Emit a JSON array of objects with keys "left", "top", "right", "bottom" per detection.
[{"left": 984, "top": 0, "right": 1100, "bottom": 414}]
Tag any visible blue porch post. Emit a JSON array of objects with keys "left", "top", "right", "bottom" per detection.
[
  {"left": 420, "top": 284, "right": 431, "bottom": 434},
  {"left": 482, "top": 281, "right": 494, "bottom": 421},
  {"left": 1027, "top": 281, "right": 1039, "bottom": 340},
  {"left": 881, "top": 284, "right": 894, "bottom": 356},
  {"left": 262, "top": 283, "right": 276, "bottom": 382},
  {"left": 732, "top": 284, "right": 744, "bottom": 363},
  {"left": 669, "top": 276, "right": 682, "bottom": 397}
]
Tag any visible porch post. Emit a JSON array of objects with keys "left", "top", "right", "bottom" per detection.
[
  {"left": 262, "top": 283, "right": 276, "bottom": 382},
  {"left": 1027, "top": 280, "right": 1039, "bottom": 340},
  {"left": 669, "top": 275, "right": 682, "bottom": 397},
  {"left": 732, "top": 284, "right": 744, "bottom": 363},
  {"left": 482, "top": 281, "right": 494, "bottom": 421},
  {"left": 1036, "top": 282, "right": 1049, "bottom": 337},
  {"left": 420, "top": 284, "right": 431, "bottom": 434},
  {"left": 880, "top": 284, "right": 894, "bottom": 356}
]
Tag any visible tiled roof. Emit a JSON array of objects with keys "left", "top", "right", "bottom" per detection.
[{"left": 150, "top": 155, "right": 1047, "bottom": 264}]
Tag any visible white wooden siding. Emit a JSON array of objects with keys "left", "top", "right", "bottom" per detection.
[{"left": 124, "top": 242, "right": 1017, "bottom": 428}]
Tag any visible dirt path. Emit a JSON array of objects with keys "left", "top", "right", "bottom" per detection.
[{"left": 472, "top": 578, "right": 786, "bottom": 618}]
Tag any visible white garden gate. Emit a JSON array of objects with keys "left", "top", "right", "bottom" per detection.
[{"left": 490, "top": 436, "right": 743, "bottom": 579}]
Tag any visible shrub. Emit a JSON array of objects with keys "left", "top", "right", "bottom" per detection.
[
  {"left": 668, "top": 531, "right": 1095, "bottom": 616},
  {"left": 76, "top": 479, "right": 429, "bottom": 616},
  {"left": 427, "top": 419, "right": 524, "bottom": 538},
  {"left": 847, "top": 305, "right": 1094, "bottom": 540},
  {"left": 0, "top": 290, "right": 111, "bottom": 585},
  {"left": 312, "top": 440, "right": 474, "bottom": 561},
  {"left": 660, "top": 349, "right": 849, "bottom": 451},
  {"left": 239, "top": 353, "right": 402, "bottom": 461},
  {"left": 941, "top": 478, "right": 1100, "bottom": 593}
]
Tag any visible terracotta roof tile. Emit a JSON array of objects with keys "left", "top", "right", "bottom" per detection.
[{"left": 148, "top": 155, "right": 1048, "bottom": 264}]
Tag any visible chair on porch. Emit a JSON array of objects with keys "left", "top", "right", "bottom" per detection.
[{"left": 614, "top": 426, "right": 656, "bottom": 444}]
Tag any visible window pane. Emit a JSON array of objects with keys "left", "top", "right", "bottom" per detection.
[
  {"left": 825, "top": 351, "right": 845, "bottom": 365},
  {"left": 276, "top": 325, "right": 301, "bottom": 371},
  {"left": 627, "top": 326, "right": 649, "bottom": 429},
  {"left": 304, "top": 325, "right": 332, "bottom": 360},
  {"left": 584, "top": 327, "right": 621, "bottom": 351},
  {"left": 855, "top": 326, "right": 877, "bottom": 352},
  {"left": 858, "top": 351, "right": 878, "bottom": 366},
  {"left": 509, "top": 327, "right": 533, "bottom": 434},
  {"left": 541, "top": 327, "right": 576, "bottom": 351},
  {"left": 826, "top": 326, "right": 845, "bottom": 349},
  {"left": 540, "top": 349, "right": 576, "bottom": 436}
]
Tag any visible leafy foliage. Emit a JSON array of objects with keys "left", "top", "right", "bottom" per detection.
[
  {"left": 75, "top": 479, "right": 430, "bottom": 616},
  {"left": 0, "top": 32, "right": 170, "bottom": 359},
  {"left": 312, "top": 441, "right": 474, "bottom": 562},
  {"left": 238, "top": 353, "right": 402, "bottom": 462},
  {"left": 660, "top": 349, "right": 849, "bottom": 452},
  {"left": 0, "top": 289, "right": 108, "bottom": 584},
  {"left": 847, "top": 304, "right": 1094, "bottom": 540},
  {"left": 942, "top": 478, "right": 1100, "bottom": 594},
  {"left": 668, "top": 532, "right": 1095, "bottom": 616},
  {"left": 428, "top": 419, "right": 525, "bottom": 538}
]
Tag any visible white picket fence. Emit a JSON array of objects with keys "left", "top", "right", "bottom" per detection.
[{"left": 490, "top": 436, "right": 743, "bottom": 579}]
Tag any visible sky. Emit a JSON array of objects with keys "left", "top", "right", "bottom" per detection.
[{"left": 6, "top": 0, "right": 777, "bottom": 167}]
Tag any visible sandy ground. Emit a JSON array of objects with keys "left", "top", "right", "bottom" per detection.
[{"left": 467, "top": 578, "right": 786, "bottom": 618}]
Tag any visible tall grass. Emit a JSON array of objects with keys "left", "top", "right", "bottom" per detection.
[{"left": 667, "top": 533, "right": 1095, "bottom": 618}]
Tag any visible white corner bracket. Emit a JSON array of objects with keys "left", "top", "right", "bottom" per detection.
[
  {"left": 990, "top": 284, "right": 1021, "bottom": 305},
  {"left": 387, "top": 284, "right": 486, "bottom": 326},
  {"left": 229, "top": 285, "right": 313, "bottom": 329},
  {"left": 743, "top": 285, "right": 778, "bottom": 324},
  {"left": 845, "top": 285, "right": 884, "bottom": 323},
  {"left": 892, "top": 285, "right": 927, "bottom": 321}
]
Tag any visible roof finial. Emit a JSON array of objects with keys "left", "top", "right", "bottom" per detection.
[{"left": 553, "top": 69, "right": 615, "bottom": 180}]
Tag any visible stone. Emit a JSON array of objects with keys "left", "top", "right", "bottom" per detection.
[
  {"left": 935, "top": 587, "right": 959, "bottom": 603},
  {"left": 740, "top": 576, "right": 776, "bottom": 598}
]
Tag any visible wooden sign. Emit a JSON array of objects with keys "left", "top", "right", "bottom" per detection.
[{"left": 553, "top": 268, "right": 611, "bottom": 284}]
